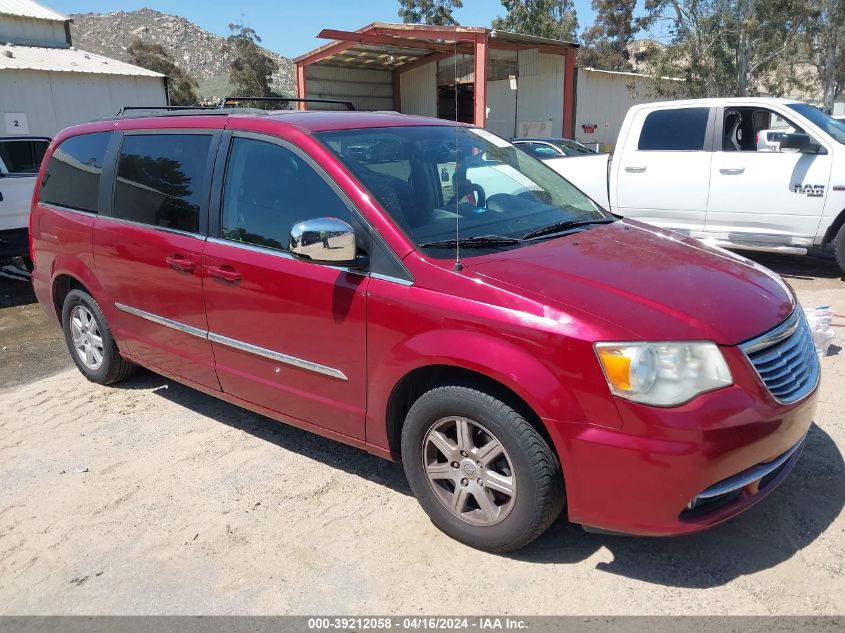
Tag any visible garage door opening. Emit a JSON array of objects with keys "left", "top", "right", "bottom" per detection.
[{"left": 437, "top": 84, "right": 474, "bottom": 124}]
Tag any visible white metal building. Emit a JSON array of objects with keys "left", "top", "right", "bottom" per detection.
[
  {"left": 0, "top": 0, "right": 167, "bottom": 138},
  {"left": 574, "top": 68, "right": 683, "bottom": 151}
]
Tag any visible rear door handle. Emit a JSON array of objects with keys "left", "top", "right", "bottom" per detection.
[
  {"left": 207, "top": 264, "right": 242, "bottom": 283},
  {"left": 165, "top": 255, "right": 196, "bottom": 273},
  {"left": 625, "top": 166, "right": 646, "bottom": 173},
  {"left": 719, "top": 167, "right": 745, "bottom": 175}
]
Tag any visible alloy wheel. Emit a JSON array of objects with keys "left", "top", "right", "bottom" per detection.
[
  {"left": 422, "top": 416, "right": 516, "bottom": 526},
  {"left": 70, "top": 305, "right": 105, "bottom": 371}
]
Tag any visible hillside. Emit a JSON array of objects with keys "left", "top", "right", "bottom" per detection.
[{"left": 69, "top": 8, "right": 295, "bottom": 99}]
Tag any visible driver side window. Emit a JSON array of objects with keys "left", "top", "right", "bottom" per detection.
[
  {"left": 221, "top": 137, "right": 352, "bottom": 252},
  {"left": 722, "top": 108, "right": 805, "bottom": 152}
]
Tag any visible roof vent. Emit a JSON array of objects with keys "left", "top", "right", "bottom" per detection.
[{"left": 3, "top": 51, "right": 13, "bottom": 59}]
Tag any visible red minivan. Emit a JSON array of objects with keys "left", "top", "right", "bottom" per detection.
[{"left": 29, "top": 109, "right": 819, "bottom": 551}]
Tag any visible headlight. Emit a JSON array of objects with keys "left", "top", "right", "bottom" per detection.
[{"left": 595, "top": 342, "right": 732, "bottom": 406}]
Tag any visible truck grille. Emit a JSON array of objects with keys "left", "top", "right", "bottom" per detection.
[{"left": 741, "top": 309, "right": 820, "bottom": 404}]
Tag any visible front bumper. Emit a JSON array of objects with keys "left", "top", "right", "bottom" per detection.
[{"left": 547, "top": 345, "right": 818, "bottom": 536}]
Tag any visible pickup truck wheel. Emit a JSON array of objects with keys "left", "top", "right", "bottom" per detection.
[
  {"left": 401, "top": 385, "right": 564, "bottom": 552},
  {"left": 834, "top": 223, "right": 845, "bottom": 276},
  {"left": 62, "top": 289, "right": 136, "bottom": 385}
]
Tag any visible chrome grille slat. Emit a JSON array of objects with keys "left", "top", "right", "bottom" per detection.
[{"left": 741, "top": 310, "right": 820, "bottom": 404}]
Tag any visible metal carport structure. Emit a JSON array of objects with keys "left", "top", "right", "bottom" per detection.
[{"left": 294, "top": 22, "right": 579, "bottom": 138}]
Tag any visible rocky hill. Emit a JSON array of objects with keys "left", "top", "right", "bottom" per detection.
[{"left": 69, "top": 8, "right": 295, "bottom": 99}]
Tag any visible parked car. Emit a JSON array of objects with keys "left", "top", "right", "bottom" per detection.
[
  {"left": 0, "top": 136, "right": 50, "bottom": 269},
  {"left": 30, "top": 110, "right": 818, "bottom": 552},
  {"left": 539, "top": 98, "right": 845, "bottom": 274},
  {"left": 511, "top": 137, "right": 596, "bottom": 159}
]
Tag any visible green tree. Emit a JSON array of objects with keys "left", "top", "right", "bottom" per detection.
[
  {"left": 398, "top": 0, "right": 463, "bottom": 25},
  {"left": 226, "top": 23, "right": 279, "bottom": 97},
  {"left": 127, "top": 39, "right": 199, "bottom": 106},
  {"left": 799, "top": 0, "right": 845, "bottom": 112},
  {"left": 579, "top": 0, "right": 641, "bottom": 71},
  {"left": 642, "top": 0, "right": 810, "bottom": 98},
  {"left": 492, "top": 0, "right": 578, "bottom": 42}
]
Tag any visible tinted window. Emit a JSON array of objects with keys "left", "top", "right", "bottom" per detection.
[
  {"left": 39, "top": 132, "right": 110, "bottom": 213},
  {"left": 113, "top": 134, "right": 211, "bottom": 233},
  {"left": 221, "top": 137, "right": 351, "bottom": 251},
  {"left": 638, "top": 107, "right": 710, "bottom": 151},
  {"left": 0, "top": 140, "right": 48, "bottom": 174}
]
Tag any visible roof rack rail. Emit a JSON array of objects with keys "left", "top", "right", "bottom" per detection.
[
  {"left": 218, "top": 97, "right": 356, "bottom": 111},
  {"left": 113, "top": 97, "right": 356, "bottom": 119},
  {"left": 115, "top": 105, "right": 212, "bottom": 115}
]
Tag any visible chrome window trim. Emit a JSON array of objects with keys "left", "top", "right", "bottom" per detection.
[
  {"left": 370, "top": 272, "right": 414, "bottom": 286},
  {"left": 115, "top": 302, "right": 208, "bottom": 339},
  {"left": 207, "top": 332, "right": 348, "bottom": 381},
  {"left": 739, "top": 309, "right": 801, "bottom": 354},
  {"left": 38, "top": 202, "right": 98, "bottom": 218},
  {"left": 114, "top": 302, "right": 348, "bottom": 381},
  {"left": 205, "top": 236, "right": 365, "bottom": 276},
  {"left": 99, "top": 214, "right": 206, "bottom": 240}
]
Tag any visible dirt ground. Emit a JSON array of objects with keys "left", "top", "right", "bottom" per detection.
[{"left": 0, "top": 252, "right": 843, "bottom": 615}]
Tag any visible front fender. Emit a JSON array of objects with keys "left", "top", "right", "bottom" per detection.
[{"left": 365, "top": 328, "right": 614, "bottom": 452}]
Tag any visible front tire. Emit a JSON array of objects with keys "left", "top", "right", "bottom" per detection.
[
  {"left": 62, "top": 289, "right": 136, "bottom": 385},
  {"left": 834, "top": 223, "right": 845, "bottom": 276},
  {"left": 401, "top": 385, "right": 564, "bottom": 552}
]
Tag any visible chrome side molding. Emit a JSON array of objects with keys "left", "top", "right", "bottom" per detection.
[
  {"left": 115, "top": 302, "right": 207, "bottom": 339},
  {"left": 114, "top": 302, "right": 348, "bottom": 381},
  {"left": 207, "top": 331, "right": 348, "bottom": 381}
]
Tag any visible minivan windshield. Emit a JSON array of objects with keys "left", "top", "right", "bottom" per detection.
[
  {"left": 787, "top": 103, "right": 845, "bottom": 144},
  {"left": 316, "top": 126, "right": 610, "bottom": 257}
]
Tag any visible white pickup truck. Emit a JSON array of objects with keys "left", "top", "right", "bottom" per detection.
[
  {"left": 542, "top": 97, "right": 845, "bottom": 274},
  {"left": 0, "top": 136, "right": 50, "bottom": 270}
]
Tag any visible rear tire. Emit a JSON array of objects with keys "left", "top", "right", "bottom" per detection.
[
  {"left": 62, "top": 289, "right": 136, "bottom": 385},
  {"left": 401, "top": 385, "right": 564, "bottom": 552},
  {"left": 834, "top": 223, "right": 845, "bottom": 276}
]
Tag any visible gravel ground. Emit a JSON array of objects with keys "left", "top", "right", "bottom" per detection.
[{"left": 0, "top": 252, "right": 843, "bottom": 615}]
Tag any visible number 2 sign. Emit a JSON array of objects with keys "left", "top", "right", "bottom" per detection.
[{"left": 4, "top": 113, "right": 30, "bottom": 135}]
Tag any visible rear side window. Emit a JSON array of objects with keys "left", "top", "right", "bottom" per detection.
[
  {"left": 221, "top": 137, "right": 351, "bottom": 252},
  {"left": 39, "top": 132, "right": 110, "bottom": 213},
  {"left": 113, "top": 134, "right": 211, "bottom": 234},
  {"left": 0, "top": 139, "right": 48, "bottom": 174},
  {"left": 638, "top": 107, "right": 710, "bottom": 151}
]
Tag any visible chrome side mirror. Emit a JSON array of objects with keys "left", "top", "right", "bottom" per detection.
[{"left": 290, "top": 217, "right": 358, "bottom": 265}]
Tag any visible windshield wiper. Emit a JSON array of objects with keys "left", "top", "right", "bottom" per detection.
[
  {"left": 521, "top": 217, "right": 615, "bottom": 241},
  {"left": 419, "top": 235, "right": 523, "bottom": 249}
]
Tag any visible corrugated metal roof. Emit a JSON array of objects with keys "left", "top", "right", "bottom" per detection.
[
  {"left": 0, "top": 44, "right": 164, "bottom": 77},
  {"left": 0, "top": 0, "right": 66, "bottom": 22}
]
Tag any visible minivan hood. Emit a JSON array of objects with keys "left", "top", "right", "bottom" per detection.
[{"left": 466, "top": 220, "right": 794, "bottom": 345}]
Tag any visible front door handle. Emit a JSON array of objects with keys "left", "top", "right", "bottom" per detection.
[
  {"left": 165, "top": 255, "right": 196, "bottom": 273},
  {"left": 625, "top": 166, "right": 646, "bottom": 173},
  {"left": 207, "top": 264, "right": 242, "bottom": 283},
  {"left": 719, "top": 167, "right": 745, "bottom": 175}
]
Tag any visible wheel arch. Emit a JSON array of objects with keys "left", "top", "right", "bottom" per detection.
[
  {"left": 52, "top": 274, "right": 92, "bottom": 322},
  {"left": 384, "top": 364, "right": 558, "bottom": 465},
  {"left": 822, "top": 206, "right": 845, "bottom": 246}
]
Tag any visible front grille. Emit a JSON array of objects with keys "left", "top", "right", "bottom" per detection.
[{"left": 741, "top": 310, "right": 820, "bottom": 404}]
